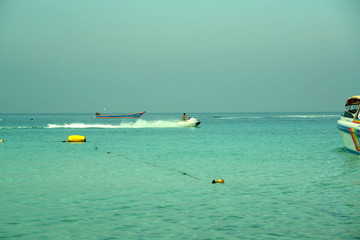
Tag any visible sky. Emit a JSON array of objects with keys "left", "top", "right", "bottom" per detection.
[{"left": 0, "top": 0, "right": 359, "bottom": 113}]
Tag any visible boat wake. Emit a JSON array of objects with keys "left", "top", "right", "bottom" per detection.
[
  {"left": 211, "top": 116, "right": 264, "bottom": 120},
  {"left": 47, "top": 120, "right": 183, "bottom": 129},
  {"left": 209, "top": 114, "right": 339, "bottom": 120},
  {"left": 0, "top": 126, "right": 44, "bottom": 129},
  {"left": 277, "top": 114, "right": 339, "bottom": 118}
]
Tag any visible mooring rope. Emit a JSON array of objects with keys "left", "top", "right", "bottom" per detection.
[{"left": 113, "top": 152, "right": 201, "bottom": 180}]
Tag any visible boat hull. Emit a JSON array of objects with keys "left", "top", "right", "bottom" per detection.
[
  {"left": 337, "top": 119, "right": 360, "bottom": 154},
  {"left": 178, "top": 118, "right": 201, "bottom": 127},
  {"left": 95, "top": 111, "right": 145, "bottom": 118}
]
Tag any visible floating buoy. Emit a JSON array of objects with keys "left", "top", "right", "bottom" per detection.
[
  {"left": 0, "top": 139, "right": 4, "bottom": 143},
  {"left": 64, "top": 135, "right": 86, "bottom": 142},
  {"left": 212, "top": 179, "right": 224, "bottom": 184}
]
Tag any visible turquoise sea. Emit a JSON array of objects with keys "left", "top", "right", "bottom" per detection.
[{"left": 0, "top": 112, "right": 359, "bottom": 239}]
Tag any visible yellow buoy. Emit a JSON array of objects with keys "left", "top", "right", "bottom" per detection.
[
  {"left": 0, "top": 139, "right": 4, "bottom": 143},
  {"left": 67, "top": 135, "right": 86, "bottom": 142},
  {"left": 212, "top": 179, "right": 225, "bottom": 184},
  {"left": 216, "top": 179, "right": 224, "bottom": 183}
]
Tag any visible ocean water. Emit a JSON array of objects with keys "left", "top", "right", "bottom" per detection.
[{"left": 0, "top": 112, "right": 359, "bottom": 240}]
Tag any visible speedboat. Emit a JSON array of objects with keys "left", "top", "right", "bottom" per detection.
[
  {"left": 178, "top": 117, "right": 201, "bottom": 127},
  {"left": 337, "top": 95, "right": 360, "bottom": 154}
]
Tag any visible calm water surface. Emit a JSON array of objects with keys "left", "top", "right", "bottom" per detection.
[{"left": 0, "top": 112, "right": 359, "bottom": 239}]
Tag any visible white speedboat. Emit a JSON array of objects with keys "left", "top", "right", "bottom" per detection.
[
  {"left": 337, "top": 95, "right": 360, "bottom": 154},
  {"left": 178, "top": 117, "right": 201, "bottom": 127}
]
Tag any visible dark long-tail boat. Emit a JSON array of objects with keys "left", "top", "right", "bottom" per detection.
[{"left": 95, "top": 111, "right": 145, "bottom": 118}]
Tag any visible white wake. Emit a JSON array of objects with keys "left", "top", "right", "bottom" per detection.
[{"left": 47, "top": 119, "right": 181, "bottom": 129}]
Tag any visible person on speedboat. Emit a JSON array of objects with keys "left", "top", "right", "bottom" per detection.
[{"left": 182, "top": 113, "right": 190, "bottom": 121}]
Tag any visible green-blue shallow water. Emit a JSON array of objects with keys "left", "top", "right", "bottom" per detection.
[{"left": 0, "top": 112, "right": 359, "bottom": 239}]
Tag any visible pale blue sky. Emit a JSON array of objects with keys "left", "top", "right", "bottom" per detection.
[{"left": 0, "top": 0, "right": 359, "bottom": 113}]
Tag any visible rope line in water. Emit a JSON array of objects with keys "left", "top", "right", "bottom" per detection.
[
  {"left": 95, "top": 145, "right": 201, "bottom": 180},
  {"left": 114, "top": 153, "right": 201, "bottom": 180}
]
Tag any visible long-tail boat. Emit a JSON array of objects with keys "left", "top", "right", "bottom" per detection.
[{"left": 95, "top": 111, "right": 145, "bottom": 118}]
